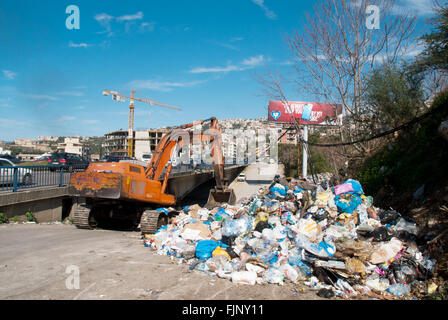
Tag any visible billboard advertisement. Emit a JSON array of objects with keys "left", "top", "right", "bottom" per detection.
[{"left": 268, "top": 101, "right": 343, "bottom": 125}]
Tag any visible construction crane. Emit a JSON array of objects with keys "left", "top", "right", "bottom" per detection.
[{"left": 102, "top": 89, "right": 181, "bottom": 158}]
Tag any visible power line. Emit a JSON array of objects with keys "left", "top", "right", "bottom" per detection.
[{"left": 292, "top": 102, "right": 446, "bottom": 147}]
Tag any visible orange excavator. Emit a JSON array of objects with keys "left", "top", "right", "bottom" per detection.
[{"left": 69, "top": 117, "right": 236, "bottom": 234}]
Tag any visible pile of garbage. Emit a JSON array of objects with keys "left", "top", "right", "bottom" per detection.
[{"left": 143, "top": 174, "right": 439, "bottom": 299}]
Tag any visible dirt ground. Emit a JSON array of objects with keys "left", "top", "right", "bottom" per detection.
[{"left": 0, "top": 223, "right": 331, "bottom": 300}]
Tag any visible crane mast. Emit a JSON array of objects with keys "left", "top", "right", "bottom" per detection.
[{"left": 102, "top": 89, "right": 181, "bottom": 158}]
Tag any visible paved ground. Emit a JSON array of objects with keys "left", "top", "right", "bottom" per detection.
[
  {"left": 230, "top": 163, "right": 283, "bottom": 203},
  {"left": 0, "top": 223, "right": 325, "bottom": 300}
]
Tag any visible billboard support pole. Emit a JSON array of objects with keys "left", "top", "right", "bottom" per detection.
[{"left": 302, "top": 125, "right": 308, "bottom": 179}]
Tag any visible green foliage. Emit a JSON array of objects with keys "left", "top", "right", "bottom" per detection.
[
  {"left": 310, "top": 153, "right": 331, "bottom": 174},
  {"left": 8, "top": 146, "right": 48, "bottom": 157},
  {"left": 415, "top": 4, "right": 448, "bottom": 72},
  {"left": 20, "top": 161, "right": 50, "bottom": 166},
  {"left": 25, "top": 211, "right": 37, "bottom": 223},
  {"left": 9, "top": 216, "right": 19, "bottom": 223},
  {"left": 63, "top": 217, "right": 74, "bottom": 224},
  {"left": 278, "top": 143, "right": 300, "bottom": 177},
  {"left": 357, "top": 90, "right": 448, "bottom": 196},
  {"left": 0, "top": 213, "right": 8, "bottom": 224},
  {"left": 364, "top": 62, "right": 424, "bottom": 128}
]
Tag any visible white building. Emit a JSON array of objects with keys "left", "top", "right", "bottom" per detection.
[{"left": 58, "top": 137, "right": 83, "bottom": 155}]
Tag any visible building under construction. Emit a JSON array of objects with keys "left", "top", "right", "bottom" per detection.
[{"left": 103, "top": 128, "right": 171, "bottom": 159}]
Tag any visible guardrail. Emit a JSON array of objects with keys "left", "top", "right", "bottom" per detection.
[{"left": 0, "top": 164, "right": 88, "bottom": 193}]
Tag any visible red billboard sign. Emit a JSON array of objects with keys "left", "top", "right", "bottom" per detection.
[{"left": 268, "top": 101, "right": 343, "bottom": 125}]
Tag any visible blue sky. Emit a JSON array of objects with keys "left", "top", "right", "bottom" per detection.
[{"left": 0, "top": 0, "right": 436, "bottom": 140}]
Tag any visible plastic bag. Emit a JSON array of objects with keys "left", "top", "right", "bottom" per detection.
[
  {"left": 296, "top": 218, "right": 319, "bottom": 241},
  {"left": 221, "top": 215, "right": 252, "bottom": 237},
  {"left": 212, "top": 246, "right": 231, "bottom": 260},
  {"left": 263, "top": 267, "right": 284, "bottom": 284},
  {"left": 195, "top": 240, "right": 219, "bottom": 259},
  {"left": 394, "top": 217, "right": 418, "bottom": 235},
  {"left": 270, "top": 183, "right": 287, "bottom": 197},
  {"left": 294, "top": 234, "right": 333, "bottom": 258},
  {"left": 279, "top": 263, "right": 299, "bottom": 282},
  {"left": 231, "top": 271, "right": 257, "bottom": 285},
  {"left": 333, "top": 183, "right": 354, "bottom": 196},
  {"left": 334, "top": 192, "right": 362, "bottom": 214},
  {"left": 344, "top": 179, "right": 364, "bottom": 195},
  {"left": 386, "top": 283, "right": 411, "bottom": 296},
  {"left": 370, "top": 238, "right": 403, "bottom": 264}
]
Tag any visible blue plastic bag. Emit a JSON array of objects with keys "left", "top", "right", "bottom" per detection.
[
  {"left": 344, "top": 179, "right": 364, "bottom": 195},
  {"left": 156, "top": 208, "right": 170, "bottom": 215},
  {"left": 270, "top": 184, "right": 287, "bottom": 197},
  {"left": 334, "top": 192, "right": 362, "bottom": 213},
  {"left": 195, "top": 240, "right": 219, "bottom": 260},
  {"left": 293, "top": 186, "right": 303, "bottom": 194}
]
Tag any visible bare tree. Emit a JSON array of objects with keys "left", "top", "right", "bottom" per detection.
[{"left": 262, "top": 0, "right": 417, "bottom": 156}]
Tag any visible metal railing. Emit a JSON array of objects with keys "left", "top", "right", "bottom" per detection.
[{"left": 0, "top": 164, "right": 88, "bottom": 193}]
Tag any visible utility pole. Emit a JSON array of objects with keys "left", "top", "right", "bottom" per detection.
[{"left": 302, "top": 125, "right": 308, "bottom": 179}]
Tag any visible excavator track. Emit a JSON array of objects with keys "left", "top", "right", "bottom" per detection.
[
  {"left": 140, "top": 210, "right": 167, "bottom": 234},
  {"left": 73, "top": 203, "right": 95, "bottom": 229}
]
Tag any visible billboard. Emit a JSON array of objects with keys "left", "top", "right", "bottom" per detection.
[{"left": 268, "top": 101, "right": 343, "bottom": 125}]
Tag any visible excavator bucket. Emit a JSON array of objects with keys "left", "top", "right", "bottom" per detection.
[{"left": 205, "top": 187, "right": 236, "bottom": 209}]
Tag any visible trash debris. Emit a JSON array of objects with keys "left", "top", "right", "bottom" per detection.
[{"left": 142, "top": 172, "right": 442, "bottom": 300}]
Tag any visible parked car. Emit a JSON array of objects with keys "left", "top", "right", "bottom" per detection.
[
  {"left": 34, "top": 155, "right": 54, "bottom": 163},
  {"left": 0, "top": 154, "right": 21, "bottom": 164},
  {"left": 237, "top": 173, "right": 246, "bottom": 182},
  {"left": 0, "top": 158, "right": 33, "bottom": 186},
  {"left": 49, "top": 153, "right": 90, "bottom": 170},
  {"left": 140, "top": 153, "right": 152, "bottom": 163}
]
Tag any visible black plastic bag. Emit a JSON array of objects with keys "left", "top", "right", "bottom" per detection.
[
  {"left": 317, "top": 288, "right": 335, "bottom": 298},
  {"left": 378, "top": 209, "right": 401, "bottom": 225},
  {"left": 368, "top": 227, "right": 392, "bottom": 242}
]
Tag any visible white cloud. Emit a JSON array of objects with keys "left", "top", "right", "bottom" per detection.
[
  {"left": 23, "top": 94, "right": 59, "bottom": 101},
  {"left": 140, "top": 22, "right": 156, "bottom": 32},
  {"left": 189, "top": 65, "right": 242, "bottom": 73},
  {"left": 74, "top": 106, "right": 86, "bottom": 110},
  {"left": 116, "top": 11, "right": 144, "bottom": 22},
  {"left": 128, "top": 79, "right": 205, "bottom": 92},
  {"left": 393, "top": 0, "right": 435, "bottom": 16},
  {"left": 2, "top": 70, "right": 17, "bottom": 80},
  {"left": 69, "top": 41, "right": 92, "bottom": 48},
  {"left": 251, "top": 0, "right": 277, "bottom": 19},
  {"left": 94, "top": 13, "right": 115, "bottom": 35},
  {"left": 241, "top": 55, "right": 266, "bottom": 67},
  {"left": 58, "top": 116, "right": 76, "bottom": 121},
  {"left": 95, "top": 11, "right": 151, "bottom": 35},
  {"left": 189, "top": 55, "right": 267, "bottom": 74},
  {"left": 94, "top": 13, "right": 114, "bottom": 22}
]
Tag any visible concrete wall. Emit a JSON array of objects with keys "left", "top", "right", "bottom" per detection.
[
  {"left": 0, "top": 187, "right": 71, "bottom": 223},
  {"left": 0, "top": 197, "right": 65, "bottom": 222}
]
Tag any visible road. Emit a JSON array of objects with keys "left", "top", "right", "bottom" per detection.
[
  {"left": 0, "top": 223, "right": 326, "bottom": 300},
  {"left": 230, "top": 162, "right": 284, "bottom": 203}
]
